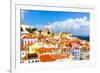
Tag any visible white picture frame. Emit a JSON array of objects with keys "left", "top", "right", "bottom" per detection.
[{"left": 11, "top": 0, "right": 96, "bottom": 73}]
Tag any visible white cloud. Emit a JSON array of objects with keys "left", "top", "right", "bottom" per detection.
[
  {"left": 44, "top": 17, "right": 89, "bottom": 36},
  {"left": 46, "top": 16, "right": 89, "bottom": 29}
]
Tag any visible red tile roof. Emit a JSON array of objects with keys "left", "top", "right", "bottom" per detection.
[
  {"left": 36, "top": 48, "right": 56, "bottom": 53},
  {"left": 40, "top": 54, "right": 57, "bottom": 62}
]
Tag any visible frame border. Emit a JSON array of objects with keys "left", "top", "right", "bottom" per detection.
[{"left": 11, "top": 2, "right": 96, "bottom": 73}]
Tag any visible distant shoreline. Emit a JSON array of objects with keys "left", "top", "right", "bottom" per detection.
[{"left": 73, "top": 36, "right": 89, "bottom": 41}]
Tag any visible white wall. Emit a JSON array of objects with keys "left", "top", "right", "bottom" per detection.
[{"left": 0, "top": 0, "right": 99, "bottom": 73}]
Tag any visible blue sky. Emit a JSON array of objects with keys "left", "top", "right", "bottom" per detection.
[{"left": 21, "top": 10, "right": 90, "bottom": 36}]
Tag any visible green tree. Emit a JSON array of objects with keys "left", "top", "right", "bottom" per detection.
[
  {"left": 21, "top": 27, "right": 23, "bottom": 31},
  {"left": 26, "top": 28, "right": 37, "bottom": 33}
]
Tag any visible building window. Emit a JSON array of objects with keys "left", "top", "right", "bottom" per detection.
[
  {"left": 35, "top": 60, "right": 37, "bottom": 63},
  {"left": 29, "top": 61, "right": 30, "bottom": 63},
  {"left": 23, "top": 52, "right": 24, "bottom": 55},
  {"left": 32, "top": 60, "right": 34, "bottom": 63}
]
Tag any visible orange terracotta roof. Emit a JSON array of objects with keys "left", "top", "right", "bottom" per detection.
[
  {"left": 21, "top": 46, "right": 28, "bottom": 51},
  {"left": 36, "top": 48, "right": 56, "bottom": 53},
  {"left": 21, "top": 55, "right": 28, "bottom": 61},
  {"left": 82, "top": 44, "right": 89, "bottom": 51},
  {"left": 40, "top": 54, "right": 57, "bottom": 62},
  {"left": 21, "top": 42, "right": 33, "bottom": 51},
  {"left": 26, "top": 42, "right": 33, "bottom": 46},
  {"left": 37, "top": 35, "right": 45, "bottom": 40},
  {"left": 22, "top": 33, "right": 36, "bottom": 39}
]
